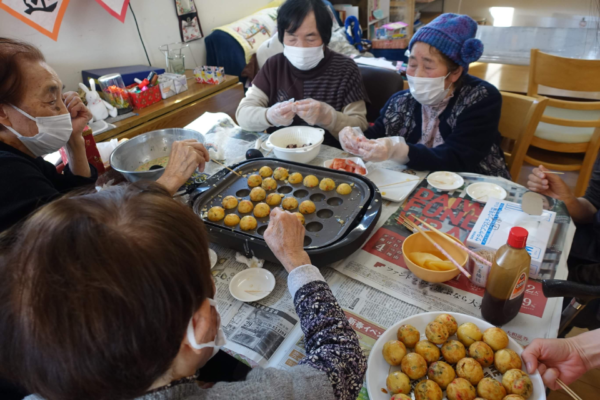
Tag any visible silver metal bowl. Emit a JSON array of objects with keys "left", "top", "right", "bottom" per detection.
[{"left": 110, "top": 128, "right": 205, "bottom": 182}]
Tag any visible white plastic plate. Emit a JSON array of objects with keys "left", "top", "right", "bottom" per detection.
[
  {"left": 366, "top": 311, "right": 545, "bottom": 400},
  {"left": 466, "top": 182, "right": 508, "bottom": 203},
  {"left": 427, "top": 171, "right": 465, "bottom": 191},
  {"left": 229, "top": 268, "right": 276, "bottom": 302},
  {"left": 367, "top": 169, "right": 421, "bottom": 202}
]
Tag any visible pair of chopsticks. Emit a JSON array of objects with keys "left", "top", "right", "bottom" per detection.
[
  {"left": 211, "top": 159, "right": 242, "bottom": 177},
  {"left": 378, "top": 178, "right": 421, "bottom": 189},
  {"left": 556, "top": 379, "right": 583, "bottom": 400},
  {"left": 398, "top": 215, "right": 471, "bottom": 278}
]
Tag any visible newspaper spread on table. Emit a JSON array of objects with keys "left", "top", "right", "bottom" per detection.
[{"left": 189, "top": 113, "right": 574, "bottom": 381}]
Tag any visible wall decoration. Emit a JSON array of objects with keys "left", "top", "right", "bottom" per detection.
[
  {"left": 95, "top": 0, "right": 130, "bottom": 23},
  {"left": 0, "top": 0, "right": 70, "bottom": 40},
  {"left": 174, "top": 0, "right": 203, "bottom": 42}
]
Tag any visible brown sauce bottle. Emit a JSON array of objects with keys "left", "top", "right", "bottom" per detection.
[{"left": 481, "top": 227, "right": 531, "bottom": 325}]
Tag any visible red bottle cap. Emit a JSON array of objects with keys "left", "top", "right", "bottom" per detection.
[{"left": 507, "top": 227, "right": 528, "bottom": 249}]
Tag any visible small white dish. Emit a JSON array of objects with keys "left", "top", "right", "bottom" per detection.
[
  {"left": 90, "top": 120, "right": 109, "bottom": 135},
  {"left": 323, "top": 157, "right": 368, "bottom": 176},
  {"left": 366, "top": 169, "right": 421, "bottom": 202},
  {"left": 427, "top": 171, "right": 464, "bottom": 191},
  {"left": 229, "top": 268, "right": 276, "bottom": 302},
  {"left": 466, "top": 182, "right": 508, "bottom": 203},
  {"left": 209, "top": 248, "right": 218, "bottom": 269}
]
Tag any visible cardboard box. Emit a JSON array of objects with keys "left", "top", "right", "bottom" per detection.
[
  {"left": 127, "top": 85, "right": 162, "bottom": 110},
  {"left": 466, "top": 198, "right": 556, "bottom": 279},
  {"left": 158, "top": 73, "right": 188, "bottom": 99}
]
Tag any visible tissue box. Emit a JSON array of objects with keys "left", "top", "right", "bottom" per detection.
[
  {"left": 194, "top": 66, "right": 225, "bottom": 85},
  {"left": 466, "top": 198, "right": 556, "bottom": 279},
  {"left": 127, "top": 85, "right": 162, "bottom": 110},
  {"left": 158, "top": 73, "right": 188, "bottom": 99}
]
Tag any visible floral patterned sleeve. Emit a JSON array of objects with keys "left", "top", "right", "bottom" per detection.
[{"left": 294, "top": 281, "right": 367, "bottom": 400}]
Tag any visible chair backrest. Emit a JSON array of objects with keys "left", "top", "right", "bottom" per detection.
[
  {"left": 528, "top": 49, "right": 600, "bottom": 129},
  {"left": 358, "top": 64, "right": 406, "bottom": 122},
  {"left": 403, "top": 80, "right": 409, "bottom": 91},
  {"left": 499, "top": 92, "right": 548, "bottom": 178}
]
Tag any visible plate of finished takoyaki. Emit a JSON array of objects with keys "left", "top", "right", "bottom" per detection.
[{"left": 367, "top": 312, "right": 545, "bottom": 400}]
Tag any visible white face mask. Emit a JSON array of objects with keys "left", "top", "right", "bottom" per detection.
[
  {"left": 407, "top": 73, "right": 451, "bottom": 106},
  {"left": 283, "top": 45, "right": 325, "bottom": 71},
  {"left": 3, "top": 105, "right": 73, "bottom": 157},
  {"left": 187, "top": 298, "right": 228, "bottom": 360}
]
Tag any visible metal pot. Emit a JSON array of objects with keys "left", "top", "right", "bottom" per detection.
[{"left": 110, "top": 128, "right": 205, "bottom": 182}]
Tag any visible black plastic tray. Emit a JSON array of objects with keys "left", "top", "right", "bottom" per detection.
[{"left": 191, "top": 159, "right": 382, "bottom": 266}]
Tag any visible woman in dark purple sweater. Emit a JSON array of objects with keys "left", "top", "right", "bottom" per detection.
[{"left": 340, "top": 14, "right": 510, "bottom": 178}]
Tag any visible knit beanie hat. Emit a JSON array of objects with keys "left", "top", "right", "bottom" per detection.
[{"left": 409, "top": 13, "right": 483, "bottom": 71}]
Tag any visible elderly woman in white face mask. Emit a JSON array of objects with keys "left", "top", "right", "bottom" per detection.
[
  {"left": 236, "top": 0, "right": 369, "bottom": 148},
  {"left": 339, "top": 14, "right": 510, "bottom": 178},
  {"left": 0, "top": 38, "right": 209, "bottom": 233}
]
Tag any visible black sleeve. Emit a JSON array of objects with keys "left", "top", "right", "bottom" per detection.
[{"left": 584, "top": 153, "right": 600, "bottom": 210}]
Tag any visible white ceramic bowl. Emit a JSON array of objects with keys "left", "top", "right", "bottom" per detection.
[
  {"left": 466, "top": 182, "right": 508, "bottom": 203},
  {"left": 366, "top": 311, "right": 546, "bottom": 400},
  {"left": 229, "top": 268, "right": 276, "bottom": 302},
  {"left": 427, "top": 171, "right": 465, "bottom": 191},
  {"left": 266, "top": 126, "right": 325, "bottom": 163}
]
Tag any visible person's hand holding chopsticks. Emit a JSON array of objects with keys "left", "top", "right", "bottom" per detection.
[{"left": 157, "top": 140, "right": 210, "bottom": 196}]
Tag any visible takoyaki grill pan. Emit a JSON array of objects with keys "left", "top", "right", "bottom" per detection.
[{"left": 191, "top": 159, "right": 382, "bottom": 266}]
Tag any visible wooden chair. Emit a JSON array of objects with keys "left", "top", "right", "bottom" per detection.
[
  {"left": 499, "top": 92, "right": 549, "bottom": 181},
  {"left": 403, "top": 79, "right": 409, "bottom": 91},
  {"left": 526, "top": 49, "right": 600, "bottom": 196}
]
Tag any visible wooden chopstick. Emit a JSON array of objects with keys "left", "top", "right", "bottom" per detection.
[
  {"left": 398, "top": 216, "right": 471, "bottom": 278},
  {"left": 378, "top": 179, "right": 421, "bottom": 188},
  {"left": 545, "top": 171, "right": 565, "bottom": 175},
  {"left": 412, "top": 216, "right": 493, "bottom": 267},
  {"left": 211, "top": 159, "right": 242, "bottom": 176},
  {"left": 556, "top": 379, "right": 583, "bottom": 400}
]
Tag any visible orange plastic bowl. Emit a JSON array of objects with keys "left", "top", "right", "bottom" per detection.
[{"left": 402, "top": 231, "right": 468, "bottom": 283}]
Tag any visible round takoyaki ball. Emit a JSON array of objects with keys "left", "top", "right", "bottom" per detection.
[
  {"left": 400, "top": 352, "right": 428, "bottom": 380},
  {"left": 239, "top": 216, "right": 257, "bottom": 231},
  {"left": 259, "top": 166, "right": 273, "bottom": 178},
  {"left": 457, "top": 322, "right": 483, "bottom": 347},
  {"left": 247, "top": 174, "right": 263, "bottom": 188},
  {"left": 299, "top": 200, "right": 316, "bottom": 215},
  {"left": 282, "top": 197, "right": 298, "bottom": 211},
  {"left": 502, "top": 370, "right": 533, "bottom": 399},
  {"left": 288, "top": 172, "right": 303, "bottom": 184},
  {"left": 414, "top": 380, "right": 443, "bottom": 400},
  {"left": 224, "top": 214, "right": 240, "bottom": 227},
  {"left": 415, "top": 340, "right": 441, "bottom": 365},
  {"left": 250, "top": 187, "right": 266, "bottom": 202},
  {"left": 238, "top": 200, "right": 254, "bottom": 214},
  {"left": 446, "top": 378, "right": 477, "bottom": 400},
  {"left": 426, "top": 321, "right": 449, "bottom": 345},
  {"left": 391, "top": 394, "right": 411, "bottom": 400},
  {"left": 456, "top": 357, "right": 484, "bottom": 386},
  {"left": 469, "top": 341, "right": 495, "bottom": 368},
  {"left": 483, "top": 327, "right": 509, "bottom": 351},
  {"left": 319, "top": 178, "right": 336, "bottom": 191},
  {"left": 382, "top": 340, "right": 407, "bottom": 366},
  {"left": 441, "top": 340, "right": 467, "bottom": 364},
  {"left": 336, "top": 183, "right": 353, "bottom": 195},
  {"left": 494, "top": 349, "right": 522, "bottom": 374},
  {"left": 397, "top": 324, "right": 420, "bottom": 348},
  {"left": 266, "top": 193, "right": 282, "bottom": 206},
  {"left": 253, "top": 203, "right": 270, "bottom": 218},
  {"left": 294, "top": 212, "right": 305, "bottom": 225},
  {"left": 261, "top": 177, "right": 277, "bottom": 191},
  {"left": 303, "top": 175, "right": 319, "bottom": 188},
  {"left": 477, "top": 377, "right": 507, "bottom": 400},
  {"left": 386, "top": 371, "right": 411, "bottom": 395},
  {"left": 273, "top": 167, "right": 289, "bottom": 181},
  {"left": 208, "top": 207, "right": 225, "bottom": 222},
  {"left": 428, "top": 361, "right": 456, "bottom": 389},
  {"left": 221, "top": 195, "right": 238, "bottom": 210},
  {"left": 435, "top": 313, "right": 458, "bottom": 336},
  {"left": 502, "top": 395, "right": 526, "bottom": 400}
]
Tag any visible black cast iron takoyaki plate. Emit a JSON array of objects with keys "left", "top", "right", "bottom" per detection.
[{"left": 190, "top": 158, "right": 382, "bottom": 266}]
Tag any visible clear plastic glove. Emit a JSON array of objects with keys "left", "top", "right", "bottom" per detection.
[
  {"left": 266, "top": 100, "right": 295, "bottom": 127},
  {"left": 293, "top": 99, "right": 336, "bottom": 127},
  {"left": 357, "top": 136, "right": 410, "bottom": 163},
  {"left": 339, "top": 126, "right": 367, "bottom": 155}
]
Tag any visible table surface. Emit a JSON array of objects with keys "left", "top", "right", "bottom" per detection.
[
  {"left": 469, "top": 62, "right": 600, "bottom": 101},
  {"left": 95, "top": 71, "right": 239, "bottom": 142}
]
